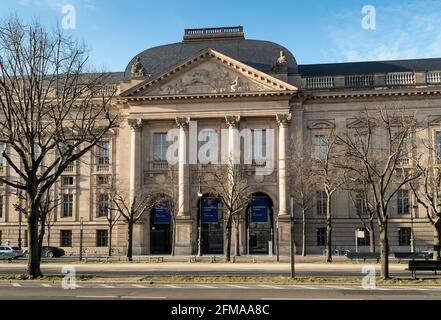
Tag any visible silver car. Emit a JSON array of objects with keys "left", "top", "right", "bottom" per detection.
[{"left": 0, "top": 246, "right": 24, "bottom": 261}]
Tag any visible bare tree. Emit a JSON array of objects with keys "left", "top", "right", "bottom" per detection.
[
  {"left": 38, "top": 188, "right": 60, "bottom": 252},
  {"left": 0, "top": 18, "right": 118, "bottom": 277},
  {"left": 159, "top": 165, "right": 181, "bottom": 256},
  {"left": 111, "top": 189, "right": 154, "bottom": 261},
  {"left": 338, "top": 107, "right": 421, "bottom": 279},
  {"left": 289, "top": 143, "right": 317, "bottom": 256},
  {"left": 410, "top": 163, "right": 441, "bottom": 260},
  {"left": 205, "top": 161, "right": 252, "bottom": 262},
  {"left": 106, "top": 207, "right": 121, "bottom": 257},
  {"left": 346, "top": 180, "right": 376, "bottom": 253},
  {"left": 313, "top": 129, "right": 347, "bottom": 262}
]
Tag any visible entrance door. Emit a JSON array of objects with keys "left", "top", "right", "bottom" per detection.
[
  {"left": 199, "top": 197, "right": 223, "bottom": 254},
  {"left": 247, "top": 195, "right": 274, "bottom": 254},
  {"left": 150, "top": 199, "right": 172, "bottom": 254}
]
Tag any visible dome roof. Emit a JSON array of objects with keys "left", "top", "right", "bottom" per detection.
[{"left": 124, "top": 38, "right": 298, "bottom": 81}]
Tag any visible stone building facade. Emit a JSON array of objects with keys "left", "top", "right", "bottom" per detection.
[{"left": 1, "top": 26, "right": 441, "bottom": 256}]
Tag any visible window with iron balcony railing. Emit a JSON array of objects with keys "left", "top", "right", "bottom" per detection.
[{"left": 152, "top": 160, "right": 169, "bottom": 170}]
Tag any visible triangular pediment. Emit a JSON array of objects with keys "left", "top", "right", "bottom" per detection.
[{"left": 120, "top": 48, "right": 297, "bottom": 98}]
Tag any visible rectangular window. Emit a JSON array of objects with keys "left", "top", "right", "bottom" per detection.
[
  {"left": 154, "top": 133, "right": 168, "bottom": 162},
  {"left": 96, "top": 230, "right": 108, "bottom": 247},
  {"left": 357, "top": 228, "right": 371, "bottom": 246},
  {"left": 354, "top": 133, "right": 368, "bottom": 152},
  {"left": 62, "top": 177, "right": 74, "bottom": 186},
  {"left": 314, "top": 135, "right": 327, "bottom": 160},
  {"left": 436, "top": 132, "right": 441, "bottom": 162},
  {"left": 97, "top": 176, "right": 110, "bottom": 186},
  {"left": 317, "top": 228, "right": 326, "bottom": 246},
  {"left": 399, "top": 228, "right": 411, "bottom": 246},
  {"left": 23, "top": 231, "right": 28, "bottom": 247},
  {"left": 252, "top": 129, "right": 267, "bottom": 165},
  {"left": 0, "top": 143, "right": 4, "bottom": 167},
  {"left": 397, "top": 190, "right": 409, "bottom": 215},
  {"left": 355, "top": 192, "right": 367, "bottom": 216},
  {"left": 316, "top": 191, "right": 327, "bottom": 216},
  {"left": 0, "top": 230, "right": 2, "bottom": 245},
  {"left": 60, "top": 230, "right": 72, "bottom": 247},
  {"left": 0, "top": 196, "right": 3, "bottom": 218},
  {"left": 97, "top": 141, "right": 110, "bottom": 165},
  {"left": 97, "top": 193, "right": 110, "bottom": 217},
  {"left": 62, "top": 194, "right": 73, "bottom": 218}
]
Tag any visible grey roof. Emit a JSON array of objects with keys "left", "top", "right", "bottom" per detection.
[
  {"left": 123, "top": 39, "right": 298, "bottom": 80},
  {"left": 298, "top": 58, "right": 441, "bottom": 77}
]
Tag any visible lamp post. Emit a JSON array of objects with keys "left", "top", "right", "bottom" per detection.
[
  {"left": 16, "top": 189, "right": 23, "bottom": 249},
  {"left": 410, "top": 203, "right": 418, "bottom": 253},
  {"left": 197, "top": 178, "right": 203, "bottom": 257},
  {"left": 79, "top": 217, "right": 83, "bottom": 261},
  {"left": 289, "top": 195, "right": 295, "bottom": 278}
]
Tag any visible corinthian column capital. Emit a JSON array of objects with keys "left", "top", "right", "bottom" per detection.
[
  {"left": 176, "top": 116, "right": 190, "bottom": 129},
  {"left": 225, "top": 115, "right": 241, "bottom": 129},
  {"left": 276, "top": 113, "right": 292, "bottom": 128},
  {"left": 128, "top": 118, "right": 143, "bottom": 130}
]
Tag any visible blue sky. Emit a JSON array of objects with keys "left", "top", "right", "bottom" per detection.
[{"left": 2, "top": 0, "right": 441, "bottom": 72}]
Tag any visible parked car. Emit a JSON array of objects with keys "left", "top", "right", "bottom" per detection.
[
  {"left": 41, "top": 246, "right": 65, "bottom": 258},
  {"left": 0, "top": 246, "right": 24, "bottom": 261}
]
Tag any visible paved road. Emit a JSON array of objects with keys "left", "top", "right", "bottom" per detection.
[
  {"left": 0, "top": 262, "right": 416, "bottom": 278},
  {"left": 0, "top": 282, "right": 440, "bottom": 300}
]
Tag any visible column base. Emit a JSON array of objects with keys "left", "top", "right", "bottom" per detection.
[
  {"left": 277, "top": 216, "right": 292, "bottom": 255},
  {"left": 174, "top": 217, "right": 194, "bottom": 255}
]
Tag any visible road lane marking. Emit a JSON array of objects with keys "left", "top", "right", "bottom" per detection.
[
  {"left": 259, "top": 285, "right": 282, "bottom": 290},
  {"left": 195, "top": 284, "right": 215, "bottom": 289},
  {"left": 292, "top": 285, "right": 321, "bottom": 290},
  {"left": 323, "top": 285, "right": 357, "bottom": 290},
  {"left": 121, "top": 296, "right": 166, "bottom": 300},
  {"left": 76, "top": 295, "right": 118, "bottom": 299},
  {"left": 100, "top": 284, "right": 115, "bottom": 288},
  {"left": 132, "top": 284, "right": 147, "bottom": 288},
  {"left": 11, "top": 283, "right": 21, "bottom": 287},
  {"left": 41, "top": 284, "right": 52, "bottom": 288},
  {"left": 227, "top": 284, "right": 248, "bottom": 289},
  {"left": 164, "top": 284, "right": 180, "bottom": 288}
]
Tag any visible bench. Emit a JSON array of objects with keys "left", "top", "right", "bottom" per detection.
[
  {"left": 394, "top": 252, "right": 432, "bottom": 263},
  {"left": 346, "top": 252, "right": 380, "bottom": 263},
  {"left": 408, "top": 260, "right": 441, "bottom": 279}
]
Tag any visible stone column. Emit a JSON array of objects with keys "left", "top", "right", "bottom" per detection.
[
  {"left": 225, "top": 115, "right": 241, "bottom": 163},
  {"left": 174, "top": 117, "right": 192, "bottom": 255},
  {"left": 176, "top": 117, "right": 190, "bottom": 217},
  {"left": 128, "top": 118, "right": 142, "bottom": 199},
  {"left": 128, "top": 118, "right": 144, "bottom": 254},
  {"left": 276, "top": 114, "right": 292, "bottom": 217}
]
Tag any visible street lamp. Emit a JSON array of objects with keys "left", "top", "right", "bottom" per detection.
[
  {"left": 289, "top": 195, "right": 295, "bottom": 278},
  {"left": 79, "top": 217, "right": 84, "bottom": 261},
  {"left": 197, "top": 178, "right": 203, "bottom": 257},
  {"left": 15, "top": 189, "right": 23, "bottom": 249}
]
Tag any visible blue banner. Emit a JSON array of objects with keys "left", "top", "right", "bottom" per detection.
[
  {"left": 250, "top": 197, "right": 268, "bottom": 223},
  {"left": 202, "top": 198, "right": 221, "bottom": 224},
  {"left": 154, "top": 200, "right": 171, "bottom": 224}
]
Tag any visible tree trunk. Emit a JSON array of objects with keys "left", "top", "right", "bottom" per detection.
[
  {"left": 433, "top": 223, "right": 440, "bottom": 261},
  {"left": 302, "top": 207, "right": 306, "bottom": 256},
  {"left": 379, "top": 222, "right": 389, "bottom": 279},
  {"left": 171, "top": 218, "right": 176, "bottom": 256},
  {"left": 234, "top": 221, "right": 240, "bottom": 256},
  {"left": 127, "top": 221, "right": 133, "bottom": 262},
  {"left": 369, "top": 219, "right": 376, "bottom": 253},
  {"left": 38, "top": 217, "right": 46, "bottom": 258},
  {"left": 108, "top": 226, "right": 113, "bottom": 257},
  {"left": 326, "top": 195, "right": 332, "bottom": 263},
  {"left": 47, "top": 225, "right": 51, "bottom": 246},
  {"left": 27, "top": 202, "right": 42, "bottom": 278},
  {"left": 224, "top": 218, "right": 232, "bottom": 262}
]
